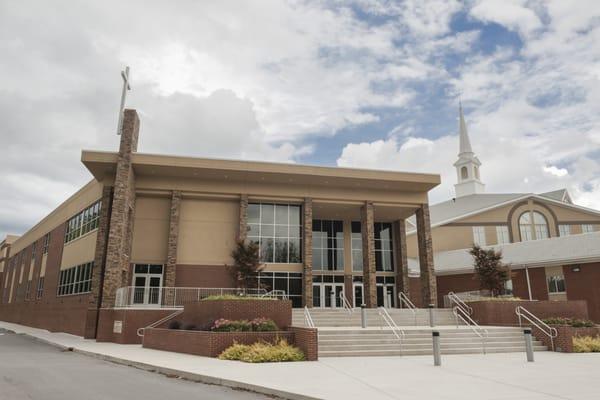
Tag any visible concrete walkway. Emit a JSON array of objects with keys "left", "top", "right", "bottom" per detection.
[{"left": 1, "top": 321, "right": 599, "bottom": 400}]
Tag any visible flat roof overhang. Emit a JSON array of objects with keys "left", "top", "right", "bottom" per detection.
[{"left": 81, "top": 150, "right": 441, "bottom": 193}]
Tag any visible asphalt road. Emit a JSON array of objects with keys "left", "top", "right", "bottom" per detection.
[{"left": 0, "top": 328, "right": 270, "bottom": 400}]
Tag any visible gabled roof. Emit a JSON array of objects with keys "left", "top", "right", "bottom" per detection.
[{"left": 540, "top": 189, "right": 572, "bottom": 204}]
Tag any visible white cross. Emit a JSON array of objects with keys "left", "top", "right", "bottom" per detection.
[{"left": 116, "top": 66, "right": 131, "bottom": 135}]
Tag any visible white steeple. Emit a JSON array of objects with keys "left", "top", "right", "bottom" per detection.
[{"left": 454, "top": 102, "right": 485, "bottom": 197}]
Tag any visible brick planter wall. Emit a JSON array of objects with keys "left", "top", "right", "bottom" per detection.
[
  {"left": 535, "top": 325, "right": 600, "bottom": 353},
  {"left": 95, "top": 308, "right": 177, "bottom": 344},
  {"left": 177, "top": 299, "right": 292, "bottom": 330},
  {"left": 142, "top": 327, "right": 318, "bottom": 361},
  {"left": 288, "top": 326, "right": 318, "bottom": 361},
  {"left": 469, "top": 300, "right": 589, "bottom": 326}
]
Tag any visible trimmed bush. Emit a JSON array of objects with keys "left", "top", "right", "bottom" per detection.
[
  {"left": 219, "top": 340, "right": 305, "bottom": 362},
  {"left": 168, "top": 320, "right": 182, "bottom": 330},
  {"left": 250, "top": 317, "right": 279, "bottom": 332},
  {"left": 212, "top": 319, "right": 252, "bottom": 332},
  {"left": 201, "top": 295, "right": 276, "bottom": 301},
  {"left": 573, "top": 336, "right": 600, "bottom": 353},
  {"left": 542, "top": 317, "right": 595, "bottom": 328}
]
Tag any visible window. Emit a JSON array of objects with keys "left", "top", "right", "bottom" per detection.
[
  {"left": 64, "top": 200, "right": 102, "bottom": 243},
  {"left": 247, "top": 203, "right": 302, "bottom": 263},
  {"left": 25, "top": 280, "right": 31, "bottom": 300},
  {"left": 31, "top": 242, "right": 36, "bottom": 260},
  {"left": 57, "top": 262, "right": 93, "bottom": 296},
  {"left": 496, "top": 226, "right": 510, "bottom": 244},
  {"left": 351, "top": 221, "right": 363, "bottom": 271},
  {"left": 460, "top": 166, "right": 468, "bottom": 180},
  {"left": 582, "top": 224, "right": 594, "bottom": 233},
  {"left": 312, "top": 220, "right": 344, "bottom": 271},
  {"left": 257, "top": 272, "right": 302, "bottom": 308},
  {"left": 42, "top": 233, "right": 50, "bottom": 254},
  {"left": 472, "top": 226, "right": 486, "bottom": 246},
  {"left": 559, "top": 225, "right": 571, "bottom": 237},
  {"left": 519, "top": 211, "right": 549, "bottom": 241},
  {"left": 375, "top": 222, "right": 394, "bottom": 272},
  {"left": 547, "top": 275, "right": 566, "bottom": 293},
  {"left": 36, "top": 277, "right": 44, "bottom": 299}
]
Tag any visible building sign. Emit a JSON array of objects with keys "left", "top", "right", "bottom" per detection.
[{"left": 113, "top": 320, "right": 123, "bottom": 334}]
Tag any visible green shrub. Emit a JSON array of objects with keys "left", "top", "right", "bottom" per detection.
[
  {"left": 212, "top": 319, "right": 252, "bottom": 332},
  {"left": 168, "top": 320, "right": 182, "bottom": 330},
  {"left": 542, "top": 317, "right": 595, "bottom": 328},
  {"left": 573, "top": 336, "right": 600, "bottom": 352},
  {"left": 250, "top": 318, "right": 278, "bottom": 332},
  {"left": 201, "top": 294, "right": 275, "bottom": 301},
  {"left": 219, "top": 340, "right": 305, "bottom": 362}
]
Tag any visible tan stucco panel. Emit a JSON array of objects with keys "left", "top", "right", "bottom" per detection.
[
  {"left": 548, "top": 203, "right": 600, "bottom": 223},
  {"left": 131, "top": 196, "right": 171, "bottom": 264},
  {"left": 457, "top": 203, "right": 516, "bottom": 224},
  {"left": 177, "top": 198, "right": 238, "bottom": 265},
  {"left": 60, "top": 231, "right": 98, "bottom": 270}
]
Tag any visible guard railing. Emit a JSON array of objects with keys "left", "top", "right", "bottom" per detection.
[
  {"left": 304, "top": 306, "right": 315, "bottom": 328},
  {"left": 516, "top": 306, "right": 558, "bottom": 351},
  {"left": 339, "top": 292, "right": 353, "bottom": 314},
  {"left": 378, "top": 307, "right": 405, "bottom": 344},
  {"left": 447, "top": 291, "right": 473, "bottom": 315},
  {"left": 453, "top": 306, "right": 488, "bottom": 354},
  {"left": 398, "top": 291, "right": 417, "bottom": 325}
]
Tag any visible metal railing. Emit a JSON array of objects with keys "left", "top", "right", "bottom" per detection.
[
  {"left": 261, "top": 290, "right": 288, "bottom": 299},
  {"left": 304, "top": 306, "right": 315, "bottom": 328},
  {"left": 453, "top": 306, "right": 488, "bottom": 354},
  {"left": 136, "top": 309, "right": 184, "bottom": 337},
  {"left": 398, "top": 292, "right": 417, "bottom": 325},
  {"left": 378, "top": 307, "right": 405, "bottom": 344},
  {"left": 516, "top": 306, "right": 558, "bottom": 351},
  {"left": 447, "top": 291, "right": 473, "bottom": 315},
  {"left": 339, "top": 292, "right": 353, "bottom": 315},
  {"left": 115, "top": 286, "right": 269, "bottom": 308}
]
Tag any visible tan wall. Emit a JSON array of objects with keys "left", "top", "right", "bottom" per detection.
[
  {"left": 550, "top": 203, "right": 600, "bottom": 223},
  {"left": 177, "top": 198, "right": 238, "bottom": 266},
  {"left": 131, "top": 196, "right": 171, "bottom": 264},
  {"left": 11, "top": 180, "right": 104, "bottom": 254},
  {"left": 9, "top": 271, "right": 15, "bottom": 303},
  {"left": 60, "top": 231, "right": 97, "bottom": 270},
  {"left": 457, "top": 203, "right": 515, "bottom": 224}
]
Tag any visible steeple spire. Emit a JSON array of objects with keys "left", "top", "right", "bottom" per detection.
[{"left": 453, "top": 101, "right": 485, "bottom": 197}]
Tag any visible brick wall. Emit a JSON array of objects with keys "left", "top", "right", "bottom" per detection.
[
  {"left": 544, "top": 325, "right": 600, "bottom": 353},
  {"left": 95, "top": 308, "right": 176, "bottom": 344},
  {"left": 288, "top": 326, "right": 318, "bottom": 361},
  {"left": 470, "top": 300, "right": 589, "bottom": 326},
  {"left": 563, "top": 263, "right": 600, "bottom": 322}
]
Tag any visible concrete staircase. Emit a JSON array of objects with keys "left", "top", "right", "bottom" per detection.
[
  {"left": 292, "top": 308, "right": 457, "bottom": 327},
  {"left": 317, "top": 326, "right": 547, "bottom": 357}
]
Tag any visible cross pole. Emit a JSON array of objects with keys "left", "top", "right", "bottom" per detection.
[{"left": 116, "top": 66, "right": 131, "bottom": 135}]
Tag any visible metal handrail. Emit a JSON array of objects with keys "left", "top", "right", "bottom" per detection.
[
  {"left": 378, "top": 307, "right": 405, "bottom": 342},
  {"left": 136, "top": 309, "right": 184, "bottom": 337},
  {"left": 447, "top": 291, "right": 473, "bottom": 315},
  {"left": 453, "top": 306, "right": 488, "bottom": 354},
  {"left": 339, "top": 292, "right": 353, "bottom": 315},
  {"left": 262, "top": 290, "right": 288, "bottom": 299},
  {"left": 304, "top": 306, "right": 315, "bottom": 328},
  {"left": 516, "top": 306, "right": 558, "bottom": 351},
  {"left": 398, "top": 291, "right": 416, "bottom": 310}
]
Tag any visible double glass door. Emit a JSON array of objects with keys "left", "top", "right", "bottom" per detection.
[
  {"left": 132, "top": 264, "right": 163, "bottom": 306},
  {"left": 313, "top": 283, "right": 344, "bottom": 308},
  {"left": 377, "top": 284, "right": 395, "bottom": 308}
]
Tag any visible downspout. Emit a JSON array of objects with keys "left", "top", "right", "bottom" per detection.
[{"left": 525, "top": 267, "right": 532, "bottom": 301}]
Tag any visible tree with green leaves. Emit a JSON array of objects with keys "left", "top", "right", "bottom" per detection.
[
  {"left": 228, "top": 240, "right": 265, "bottom": 289},
  {"left": 470, "top": 244, "right": 511, "bottom": 296}
]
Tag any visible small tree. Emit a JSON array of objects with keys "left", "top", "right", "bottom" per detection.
[
  {"left": 470, "top": 244, "right": 510, "bottom": 296},
  {"left": 228, "top": 240, "right": 264, "bottom": 289}
]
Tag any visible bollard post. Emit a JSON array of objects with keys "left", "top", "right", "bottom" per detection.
[
  {"left": 361, "top": 304, "right": 367, "bottom": 328},
  {"left": 428, "top": 304, "right": 435, "bottom": 327},
  {"left": 524, "top": 328, "right": 534, "bottom": 362},
  {"left": 330, "top": 292, "right": 336, "bottom": 308},
  {"left": 432, "top": 331, "right": 441, "bottom": 366}
]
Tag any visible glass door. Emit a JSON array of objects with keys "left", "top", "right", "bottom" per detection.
[
  {"left": 353, "top": 283, "right": 363, "bottom": 307},
  {"left": 313, "top": 283, "right": 344, "bottom": 308},
  {"left": 132, "top": 264, "right": 163, "bottom": 306},
  {"left": 377, "top": 284, "right": 395, "bottom": 308}
]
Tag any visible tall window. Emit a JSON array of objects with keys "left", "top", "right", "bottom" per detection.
[
  {"left": 496, "top": 226, "right": 510, "bottom": 244},
  {"left": 559, "top": 225, "right": 571, "bottom": 237},
  {"left": 312, "top": 220, "right": 344, "bottom": 271},
  {"left": 351, "top": 222, "right": 362, "bottom": 271},
  {"left": 36, "top": 277, "right": 44, "bottom": 299},
  {"left": 582, "top": 224, "right": 594, "bottom": 233},
  {"left": 247, "top": 203, "right": 302, "bottom": 263},
  {"left": 472, "top": 226, "right": 486, "bottom": 246},
  {"left": 42, "top": 233, "right": 50, "bottom": 254},
  {"left": 375, "top": 222, "right": 394, "bottom": 272},
  {"left": 31, "top": 242, "right": 36, "bottom": 260},
  {"left": 547, "top": 275, "right": 566, "bottom": 293},
  {"left": 65, "top": 200, "right": 102, "bottom": 243},
  {"left": 57, "top": 262, "right": 93, "bottom": 296},
  {"left": 461, "top": 166, "right": 468, "bottom": 179},
  {"left": 519, "top": 211, "right": 549, "bottom": 241}
]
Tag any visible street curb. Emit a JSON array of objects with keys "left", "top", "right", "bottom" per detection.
[{"left": 10, "top": 328, "right": 320, "bottom": 400}]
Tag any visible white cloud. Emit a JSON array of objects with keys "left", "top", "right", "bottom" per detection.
[
  {"left": 543, "top": 165, "right": 568, "bottom": 177},
  {"left": 470, "top": 0, "right": 542, "bottom": 38}
]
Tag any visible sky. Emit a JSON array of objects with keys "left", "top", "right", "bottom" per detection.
[{"left": 1, "top": 0, "right": 600, "bottom": 239}]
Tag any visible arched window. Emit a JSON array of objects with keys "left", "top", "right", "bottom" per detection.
[
  {"left": 461, "top": 166, "right": 468, "bottom": 180},
  {"left": 519, "top": 211, "right": 549, "bottom": 241}
]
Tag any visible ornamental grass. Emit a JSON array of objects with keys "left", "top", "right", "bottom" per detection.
[
  {"left": 218, "top": 339, "right": 305, "bottom": 362},
  {"left": 573, "top": 336, "right": 600, "bottom": 353}
]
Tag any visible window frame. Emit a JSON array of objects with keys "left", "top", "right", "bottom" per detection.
[
  {"left": 64, "top": 200, "right": 102, "bottom": 244},
  {"left": 547, "top": 275, "right": 566, "bottom": 294},
  {"left": 558, "top": 224, "right": 571, "bottom": 237},
  {"left": 472, "top": 226, "right": 487, "bottom": 246},
  {"left": 312, "top": 219, "right": 344, "bottom": 271},
  {"left": 495, "top": 225, "right": 510, "bottom": 244},
  {"left": 57, "top": 262, "right": 94, "bottom": 297}
]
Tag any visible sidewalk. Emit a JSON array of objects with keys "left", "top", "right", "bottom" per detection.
[{"left": 2, "top": 320, "right": 599, "bottom": 400}]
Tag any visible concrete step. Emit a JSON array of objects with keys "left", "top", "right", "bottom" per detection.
[
  {"left": 319, "top": 341, "right": 544, "bottom": 351},
  {"left": 319, "top": 345, "right": 548, "bottom": 357},
  {"left": 318, "top": 337, "right": 534, "bottom": 345}
]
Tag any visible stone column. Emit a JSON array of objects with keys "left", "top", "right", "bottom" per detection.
[
  {"left": 101, "top": 109, "right": 140, "bottom": 308},
  {"left": 394, "top": 219, "right": 410, "bottom": 306},
  {"left": 416, "top": 203, "right": 437, "bottom": 307},
  {"left": 361, "top": 201, "right": 377, "bottom": 308},
  {"left": 302, "top": 198, "right": 313, "bottom": 307},
  {"left": 164, "top": 191, "right": 181, "bottom": 288},
  {"left": 238, "top": 194, "right": 249, "bottom": 242}
]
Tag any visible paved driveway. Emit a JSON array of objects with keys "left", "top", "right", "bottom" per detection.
[{"left": 0, "top": 329, "right": 268, "bottom": 400}]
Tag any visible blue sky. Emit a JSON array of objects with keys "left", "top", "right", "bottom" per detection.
[{"left": 1, "top": 0, "right": 600, "bottom": 238}]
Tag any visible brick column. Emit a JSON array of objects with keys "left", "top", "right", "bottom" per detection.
[
  {"left": 361, "top": 201, "right": 377, "bottom": 308},
  {"left": 416, "top": 203, "right": 437, "bottom": 307},
  {"left": 394, "top": 219, "right": 410, "bottom": 306},
  {"left": 238, "top": 194, "right": 249, "bottom": 242},
  {"left": 164, "top": 191, "right": 181, "bottom": 288},
  {"left": 302, "top": 198, "right": 313, "bottom": 307},
  {"left": 101, "top": 109, "right": 140, "bottom": 308}
]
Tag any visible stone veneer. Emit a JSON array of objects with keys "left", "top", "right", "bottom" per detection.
[
  {"left": 394, "top": 219, "right": 410, "bottom": 299},
  {"left": 101, "top": 109, "right": 139, "bottom": 308},
  {"left": 361, "top": 201, "right": 377, "bottom": 307},
  {"left": 238, "top": 194, "right": 248, "bottom": 242},
  {"left": 164, "top": 190, "right": 181, "bottom": 288},
  {"left": 416, "top": 203, "right": 437, "bottom": 306},
  {"left": 302, "top": 198, "right": 313, "bottom": 307}
]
